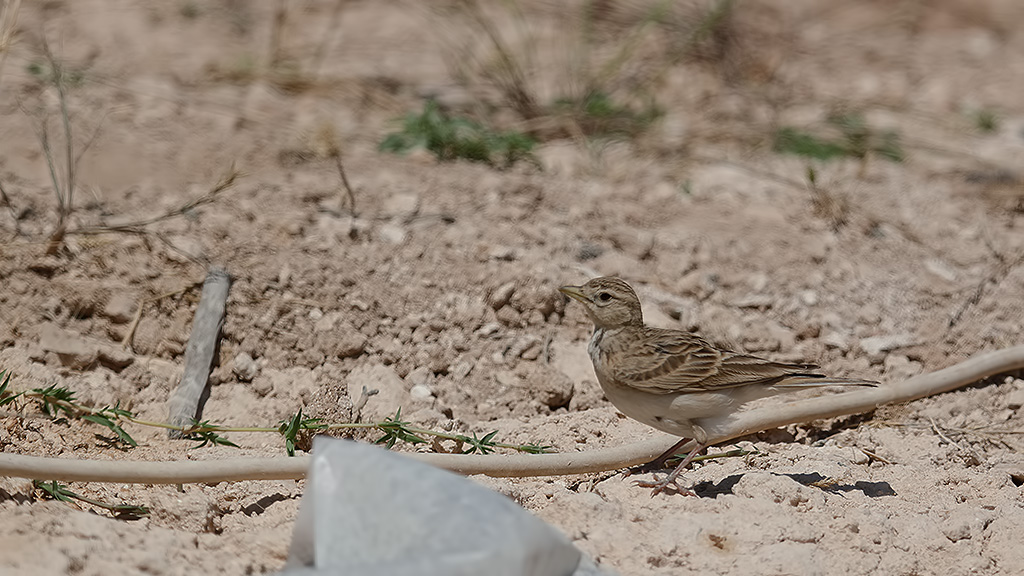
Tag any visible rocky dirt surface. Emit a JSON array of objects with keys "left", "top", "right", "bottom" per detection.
[{"left": 1, "top": 1, "right": 1023, "bottom": 574}]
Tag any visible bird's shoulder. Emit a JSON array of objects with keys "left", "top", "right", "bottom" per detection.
[
  {"left": 605, "top": 326, "right": 724, "bottom": 394},
  {"left": 639, "top": 326, "right": 718, "bottom": 354}
]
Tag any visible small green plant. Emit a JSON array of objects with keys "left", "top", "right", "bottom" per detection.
[
  {"left": 4, "top": 382, "right": 552, "bottom": 457},
  {"left": 34, "top": 480, "right": 149, "bottom": 519},
  {"left": 380, "top": 100, "right": 536, "bottom": 168},
  {"left": 28, "top": 385, "right": 138, "bottom": 447},
  {"left": 970, "top": 108, "right": 999, "bottom": 133},
  {"left": 31, "top": 383, "right": 79, "bottom": 418},
  {"left": 369, "top": 408, "right": 552, "bottom": 455},
  {"left": 179, "top": 1, "right": 200, "bottom": 19},
  {"left": 26, "top": 58, "right": 86, "bottom": 88},
  {"left": 460, "top": 431, "right": 502, "bottom": 455},
  {"left": 684, "top": 0, "right": 737, "bottom": 55},
  {"left": 373, "top": 407, "right": 427, "bottom": 449},
  {"left": 435, "top": 0, "right": 677, "bottom": 143},
  {"left": 773, "top": 127, "right": 847, "bottom": 161},
  {"left": 553, "top": 90, "right": 662, "bottom": 138},
  {"left": 0, "top": 370, "right": 19, "bottom": 406},
  {"left": 774, "top": 112, "right": 904, "bottom": 164},
  {"left": 182, "top": 419, "right": 240, "bottom": 449},
  {"left": 278, "top": 409, "right": 327, "bottom": 457},
  {"left": 81, "top": 403, "right": 138, "bottom": 448}
]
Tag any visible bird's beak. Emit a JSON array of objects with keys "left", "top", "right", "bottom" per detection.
[{"left": 558, "top": 285, "right": 589, "bottom": 303}]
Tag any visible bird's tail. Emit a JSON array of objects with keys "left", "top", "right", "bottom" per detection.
[{"left": 775, "top": 376, "right": 879, "bottom": 388}]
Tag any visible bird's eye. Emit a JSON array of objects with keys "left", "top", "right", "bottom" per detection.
[{"left": 597, "top": 292, "right": 612, "bottom": 302}]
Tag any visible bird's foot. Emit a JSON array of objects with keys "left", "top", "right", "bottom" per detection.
[
  {"left": 623, "top": 460, "right": 672, "bottom": 478},
  {"left": 632, "top": 474, "right": 696, "bottom": 497},
  {"left": 623, "top": 439, "right": 693, "bottom": 478}
]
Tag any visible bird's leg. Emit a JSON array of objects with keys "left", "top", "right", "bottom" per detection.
[
  {"left": 632, "top": 443, "right": 707, "bottom": 497},
  {"left": 624, "top": 437, "right": 692, "bottom": 477}
]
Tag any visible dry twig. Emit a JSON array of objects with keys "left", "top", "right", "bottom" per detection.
[
  {"left": 121, "top": 283, "right": 203, "bottom": 350},
  {"left": 69, "top": 166, "right": 240, "bottom": 236}
]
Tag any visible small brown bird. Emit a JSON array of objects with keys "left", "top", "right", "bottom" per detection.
[{"left": 559, "top": 276, "right": 877, "bottom": 496}]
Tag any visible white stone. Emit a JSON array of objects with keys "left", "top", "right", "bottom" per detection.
[
  {"left": 860, "top": 334, "right": 918, "bottom": 356},
  {"left": 409, "top": 384, "right": 434, "bottom": 401},
  {"left": 232, "top": 352, "right": 260, "bottom": 382},
  {"left": 799, "top": 290, "right": 819, "bottom": 306}
]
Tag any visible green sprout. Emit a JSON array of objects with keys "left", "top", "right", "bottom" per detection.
[
  {"left": 374, "top": 408, "right": 429, "bottom": 448},
  {"left": 458, "top": 430, "right": 499, "bottom": 455},
  {"left": 82, "top": 402, "right": 138, "bottom": 448},
  {"left": 34, "top": 480, "right": 149, "bottom": 519},
  {"left": 6, "top": 380, "right": 553, "bottom": 457},
  {"left": 31, "top": 384, "right": 79, "bottom": 418},
  {"left": 278, "top": 409, "right": 328, "bottom": 457},
  {"left": 774, "top": 112, "right": 904, "bottom": 163},
  {"left": 380, "top": 100, "right": 536, "bottom": 168},
  {"left": 553, "top": 90, "right": 661, "bottom": 138},
  {"left": 182, "top": 419, "right": 240, "bottom": 449},
  {"left": 0, "top": 370, "right": 20, "bottom": 407}
]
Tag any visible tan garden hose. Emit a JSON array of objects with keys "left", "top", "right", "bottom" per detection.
[{"left": 1, "top": 345, "right": 1022, "bottom": 484}]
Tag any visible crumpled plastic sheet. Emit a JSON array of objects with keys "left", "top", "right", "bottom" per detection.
[{"left": 277, "top": 436, "right": 612, "bottom": 576}]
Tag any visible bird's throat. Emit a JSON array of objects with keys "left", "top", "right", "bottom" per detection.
[{"left": 588, "top": 326, "right": 624, "bottom": 367}]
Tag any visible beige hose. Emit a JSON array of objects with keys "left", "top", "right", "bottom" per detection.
[{"left": 2, "top": 345, "right": 1022, "bottom": 483}]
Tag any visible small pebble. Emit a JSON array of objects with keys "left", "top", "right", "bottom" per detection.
[
  {"left": 799, "top": 290, "right": 819, "bottom": 306},
  {"left": 410, "top": 384, "right": 434, "bottom": 401}
]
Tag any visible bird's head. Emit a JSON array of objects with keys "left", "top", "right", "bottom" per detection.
[{"left": 558, "top": 276, "right": 644, "bottom": 329}]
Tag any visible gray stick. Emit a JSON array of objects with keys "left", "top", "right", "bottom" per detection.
[{"left": 166, "top": 267, "right": 231, "bottom": 438}]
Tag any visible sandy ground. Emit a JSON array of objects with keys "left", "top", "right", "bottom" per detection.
[{"left": 1, "top": 1, "right": 1023, "bottom": 574}]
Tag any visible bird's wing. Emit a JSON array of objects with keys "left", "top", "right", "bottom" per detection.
[{"left": 612, "top": 328, "right": 823, "bottom": 394}]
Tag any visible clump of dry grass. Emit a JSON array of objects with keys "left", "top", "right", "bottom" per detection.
[
  {"left": 428, "top": 0, "right": 701, "bottom": 142},
  {"left": 25, "top": 43, "right": 87, "bottom": 254}
]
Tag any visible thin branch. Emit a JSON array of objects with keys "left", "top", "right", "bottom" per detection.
[
  {"left": 332, "top": 152, "right": 356, "bottom": 215},
  {"left": 0, "top": 0, "right": 22, "bottom": 83},
  {"left": 73, "top": 109, "right": 108, "bottom": 167},
  {"left": 308, "top": 0, "right": 346, "bottom": 82},
  {"left": 55, "top": 55, "right": 75, "bottom": 226},
  {"left": 122, "top": 282, "right": 204, "bottom": 350},
  {"left": 928, "top": 416, "right": 982, "bottom": 463},
  {"left": 859, "top": 448, "right": 891, "bottom": 465},
  {"left": 688, "top": 154, "right": 807, "bottom": 191},
  {"left": 948, "top": 244, "right": 1023, "bottom": 329},
  {"left": 267, "top": 0, "right": 288, "bottom": 68},
  {"left": 0, "top": 179, "right": 20, "bottom": 235},
  {"left": 460, "top": 0, "right": 540, "bottom": 120},
  {"left": 69, "top": 166, "right": 240, "bottom": 236},
  {"left": 36, "top": 117, "right": 65, "bottom": 213},
  {"left": 36, "top": 40, "right": 76, "bottom": 250},
  {"left": 928, "top": 416, "right": 965, "bottom": 451}
]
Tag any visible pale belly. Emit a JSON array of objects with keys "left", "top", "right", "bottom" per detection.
[
  {"left": 589, "top": 329, "right": 755, "bottom": 442},
  {"left": 598, "top": 376, "right": 742, "bottom": 439}
]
